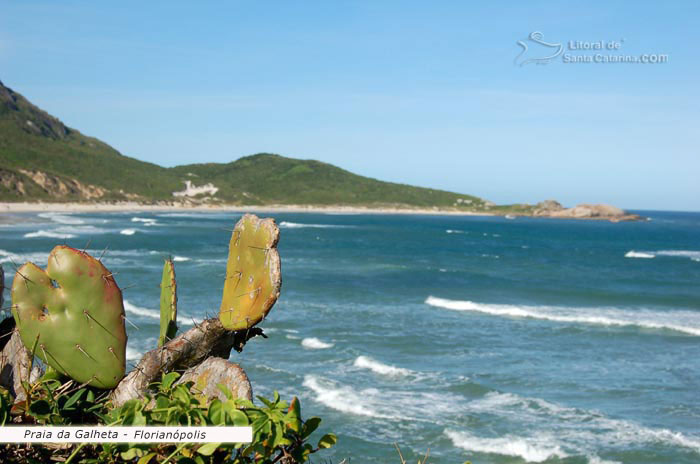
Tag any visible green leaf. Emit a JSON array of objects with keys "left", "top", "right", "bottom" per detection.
[
  {"left": 216, "top": 383, "right": 233, "bottom": 401},
  {"left": 28, "top": 400, "right": 51, "bottom": 416},
  {"left": 256, "top": 395, "right": 275, "bottom": 409},
  {"left": 161, "top": 372, "right": 180, "bottom": 390},
  {"left": 317, "top": 433, "right": 337, "bottom": 449},
  {"left": 208, "top": 399, "right": 224, "bottom": 425},
  {"left": 64, "top": 388, "right": 85, "bottom": 409},
  {"left": 302, "top": 417, "right": 321, "bottom": 439},
  {"left": 196, "top": 442, "right": 221, "bottom": 456},
  {"left": 120, "top": 447, "right": 142, "bottom": 460},
  {"left": 137, "top": 452, "right": 157, "bottom": 464},
  {"left": 227, "top": 408, "right": 249, "bottom": 427}
]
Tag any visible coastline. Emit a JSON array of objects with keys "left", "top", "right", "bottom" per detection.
[{"left": 0, "top": 201, "right": 496, "bottom": 217}]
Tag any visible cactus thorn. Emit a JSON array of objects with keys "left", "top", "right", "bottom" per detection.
[
  {"left": 77, "top": 375, "right": 98, "bottom": 390},
  {"left": 122, "top": 314, "right": 140, "bottom": 330},
  {"left": 41, "top": 345, "right": 68, "bottom": 376},
  {"left": 98, "top": 245, "right": 109, "bottom": 262},
  {"left": 82, "top": 239, "right": 92, "bottom": 253},
  {"left": 84, "top": 310, "right": 118, "bottom": 338},
  {"left": 108, "top": 346, "right": 119, "bottom": 360},
  {"left": 8, "top": 256, "right": 21, "bottom": 271},
  {"left": 75, "top": 344, "right": 96, "bottom": 361}
]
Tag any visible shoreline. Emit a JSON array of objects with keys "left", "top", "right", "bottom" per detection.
[{"left": 0, "top": 201, "right": 496, "bottom": 217}]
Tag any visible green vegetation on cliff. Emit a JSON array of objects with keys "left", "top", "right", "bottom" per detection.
[{"left": 0, "top": 79, "right": 507, "bottom": 212}]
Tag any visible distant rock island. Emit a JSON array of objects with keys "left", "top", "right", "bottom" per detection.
[
  {"left": 0, "top": 79, "right": 640, "bottom": 221},
  {"left": 532, "top": 200, "right": 642, "bottom": 222}
]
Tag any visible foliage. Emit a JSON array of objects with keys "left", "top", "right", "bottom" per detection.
[
  {"left": 1, "top": 80, "right": 494, "bottom": 210},
  {"left": 0, "top": 372, "right": 335, "bottom": 464}
]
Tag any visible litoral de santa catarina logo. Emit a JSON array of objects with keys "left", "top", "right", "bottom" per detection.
[{"left": 514, "top": 31, "right": 668, "bottom": 66}]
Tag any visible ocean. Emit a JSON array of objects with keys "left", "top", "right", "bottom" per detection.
[{"left": 1, "top": 210, "right": 699, "bottom": 464}]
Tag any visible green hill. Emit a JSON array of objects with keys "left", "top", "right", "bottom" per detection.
[{"left": 0, "top": 79, "right": 490, "bottom": 210}]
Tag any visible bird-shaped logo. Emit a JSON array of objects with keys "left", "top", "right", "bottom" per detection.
[{"left": 514, "top": 32, "right": 563, "bottom": 66}]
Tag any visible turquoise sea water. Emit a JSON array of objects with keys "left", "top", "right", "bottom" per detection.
[{"left": 1, "top": 210, "right": 699, "bottom": 464}]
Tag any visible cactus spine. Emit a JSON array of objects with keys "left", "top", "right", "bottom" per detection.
[
  {"left": 219, "top": 214, "right": 281, "bottom": 330},
  {"left": 158, "top": 258, "right": 178, "bottom": 347},
  {"left": 10, "top": 246, "right": 127, "bottom": 388}
]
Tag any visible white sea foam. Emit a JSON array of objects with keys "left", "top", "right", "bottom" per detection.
[
  {"left": 445, "top": 429, "right": 567, "bottom": 462},
  {"left": 173, "top": 256, "right": 190, "bottom": 262},
  {"left": 37, "top": 212, "right": 85, "bottom": 225},
  {"left": 353, "top": 356, "right": 412, "bottom": 377},
  {"left": 425, "top": 296, "right": 700, "bottom": 336},
  {"left": 587, "top": 457, "right": 622, "bottom": 464},
  {"left": 279, "top": 221, "right": 350, "bottom": 229},
  {"left": 25, "top": 225, "right": 110, "bottom": 238},
  {"left": 0, "top": 249, "right": 49, "bottom": 265},
  {"left": 625, "top": 250, "right": 655, "bottom": 259},
  {"left": 125, "top": 347, "right": 143, "bottom": 361},
  {"left": 624, "top": 249, "right": 700, "bottom": 261},
  {"left": 656, "top": 249, "right": 700, "bottom": 260},
  {"left": 303, "top": 375, "right": 387, "bottom": 418},
  {"left": 458, "top": 391, "right": 700, "bottom": 457},
  {"left": 446, "top": 229, "right": 465, "bottom": 234},
  {"left": 131, "top": 217, "right": 159, "bottom": 227},
  {"left": 24, "top": 230, "right": 77, "bottom": 239},
  {"left": 123, "top": 300, "right": 160, "bottom": 319},
  {"left": 303, "top": 375, "right": 464, "bottom": 422},
  {"left": 301, "top": 337, "right": 334, "bottom": 349},
  {"left": 157, "top": 212, "right": 228, "bottom": 218},
  {"left": 120, "top": 229, "right": 137, "bottom": 236}
]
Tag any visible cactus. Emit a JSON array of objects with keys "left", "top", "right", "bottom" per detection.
[
  {"left": 219, "top": 214, "right": 281, "bottom": 330},
  {"left": 10, "top": 245, "right": 127, "bottom": 388},
  {"left": 158, "top": 258, "right": 178, "bottom": 347},
  {"left": 1, "top": 263, "right": 4, "bottom": 313}
]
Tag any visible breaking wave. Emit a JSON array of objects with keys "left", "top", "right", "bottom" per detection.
[
  {"left": 425, "top": 296, "right": 700, "bottom": 336},
  {"left": 123, "top": 300, "right": 159, "bottom": 319},
  {"left": 446, "top": 429, "right": 567, "bottom": 463},
  {"left": 280, "top": 222, "right": 351, "bottom": 229},
  {"left": 131, "top": 217, "right": 159, "bottom": 226},
  {"left": 445, "top": 390, "right": 700, "bottom": 461},
  {"left": 301, "top": 337, "right": 334, "bottom": 349},
  {"left": 625, "top": 249, "right": 700, "bottom": 261},
  {"left": 37, "top": 212, "right": 85, "bottom": 225},
  {"left": 24, "top": 230, "right": 76, "bottom": 239},
  {"left": 625, "top": 251, "right": 655, "bottom": 259},
  {"left": 353, "top": 356, "right": 412, "bottom": 377}
]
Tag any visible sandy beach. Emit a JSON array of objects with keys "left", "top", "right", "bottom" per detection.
[{"left": 0, "top": 201, "right": 495, "bottom": 217}]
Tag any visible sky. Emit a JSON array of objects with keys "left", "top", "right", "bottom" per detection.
[{"left": 1, "top": 1, "right": 698, "bottom": 211}]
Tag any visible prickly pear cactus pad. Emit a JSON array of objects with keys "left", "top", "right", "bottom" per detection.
[
  {"left": 158, "top": 258, "right": 178, "bottom": 347},
  {"left": 11, "top": 245, "right": 127, "bottom": 388},
  {"left": 219, "top": 214, "right": 281, "bottom": 331}
]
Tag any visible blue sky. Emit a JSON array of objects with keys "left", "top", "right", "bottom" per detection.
[{"left": 1, "top": 1, "right": 698, "bottom": 210}]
